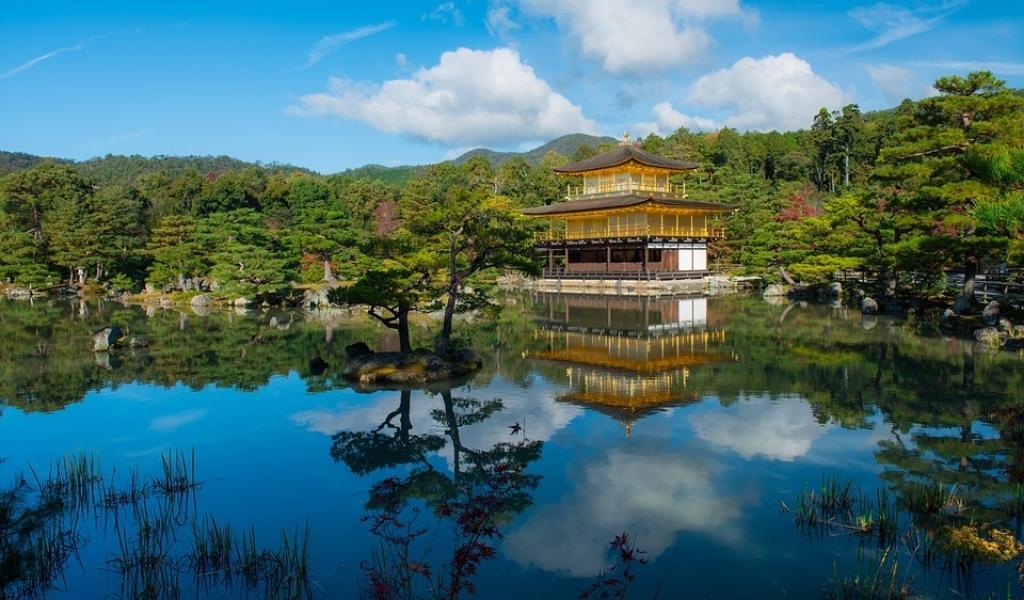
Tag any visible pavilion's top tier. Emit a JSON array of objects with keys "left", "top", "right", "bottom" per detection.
[
  {"left": 554, "top": 144, "right": 699, "bottom": 175},
  {"left": 553, "top": 142, "right": 699, "bottom": 201}
]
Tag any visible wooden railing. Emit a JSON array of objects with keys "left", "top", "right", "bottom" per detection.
[
  {"left": 567, "top": 181, "right": 687, "bottom": 200},
  {"left": 535, "top": 227, "right": 724, "bottom": 241},
  {"left": 541, "top": 267, "right": 707, "bottom": 281},
  {"left": 947, "top": 273, "right": 1024, "bottom": 304}
]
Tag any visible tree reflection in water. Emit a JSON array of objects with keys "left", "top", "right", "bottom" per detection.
[
  {"left": 331, "top": 388, "right": 542, "bottom": 600},
  {"left": 2, "top": 294, "right": 1024, "bottom": 597}
]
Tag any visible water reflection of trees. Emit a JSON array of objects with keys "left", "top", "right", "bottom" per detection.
[
  {"left": 330, "top": 389, "right": 543, "bottom": 599},
  {"left": 0, "top": 299, "right": 378, "bottom": 412},
  {"left": 512, "top": 293, "right": 1024, "bottom": 594},
  {"left": 3, "top": 293, "right": 1024, "bottom": 595}
]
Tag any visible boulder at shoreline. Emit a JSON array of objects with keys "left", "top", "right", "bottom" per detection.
[{"left": 93, "top": 326, "right": 123, "bottom": 352}]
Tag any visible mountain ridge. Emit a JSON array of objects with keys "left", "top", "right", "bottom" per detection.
[
  {"left": 0, "top": 132, "right": 616, "bottom": 185},
  {"left": 452, "top": 133, "right": 618, "bottom": 166}
]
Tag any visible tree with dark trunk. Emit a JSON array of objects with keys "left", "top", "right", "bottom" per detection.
[
  {"left": 400, "top": 180, "right": 538, "bottom": 356},
  {"left": 330, "top": 267, "right": 427, "bottom": 354}
]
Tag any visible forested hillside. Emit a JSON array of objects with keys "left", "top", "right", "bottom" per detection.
[
  {"left": 0, "top": 71, "right": 1020, "bottom": 302},
  {"left": 336, "top": 164, "right": 422, "bottom": 186},
  {"left": 0, "top": 151, "right": 308, "bottom": 184},
  {"left": 0, "top": 151, "right": 72, "bottom": 176},
  {"left": 453, "top": 133, "right": 618, "bottom": 166}
]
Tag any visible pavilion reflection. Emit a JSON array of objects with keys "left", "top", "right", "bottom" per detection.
[{"left": 526, "top": 293, "right": 735, "bottom": 434}]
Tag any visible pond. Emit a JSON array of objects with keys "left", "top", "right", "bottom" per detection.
[{"left": 1, "top": 293, "right": 1023, "bottom": 599}]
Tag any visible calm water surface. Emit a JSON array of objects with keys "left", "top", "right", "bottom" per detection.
[{"left": 1, "top": 294, "right": 1022, "bottom": 598}]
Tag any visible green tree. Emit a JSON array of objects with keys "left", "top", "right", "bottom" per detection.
[
  {"left": 289, "top": 204, "right": 360, "bottom": 283},
  {"left": 0, "top": 212, "right": 56, "bottom": 289},
  {"left": 0, "top": 164, "right": 94, "bottom": 283},
  {"left": 46, "top": 184, "right": 146, "bottom": 284},
  {"left": 401, "top": 182, "right": 538, "bottom": 355},
  {"left": 832, "top": 104, "right": 870, "bottom": 187},
  {"left": 332, "top": 178, "right": 400, "bottom": 234},
  {"left": 967, "top": 119, "right": 1024, "bottom": 263},
  {"left": 809, "top": 108, "right": 835, "bottom": 192},
  {"left": 193, "top": 168, "right": 266, "bottom": 216},
  {"left": 199, "top": 209, "right": 295, "bottom": 297},
  {"left": 535, "top": 151, "right": 569, "bottom": 204},
  {"left": 331, "top": 265, "right": 429, "bottom": 353},
  {"left": 871, "top": 71, "right": 1024, "bottom": 291},
  {"left": 146, "top": 214, "right": 206, "bottom": 289}
]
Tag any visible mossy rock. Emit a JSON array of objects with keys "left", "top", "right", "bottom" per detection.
[{"left": 342, "top": 345, "right": 482, "bottom": 385}]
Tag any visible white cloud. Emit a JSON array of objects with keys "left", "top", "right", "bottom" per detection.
[
  {"left": 288, "top": 47, "right": 598, "bottom": 147},
  {"left": 1, "top": 45, "right": 82, "bottom": 80},
  {"left": 514, "top": 0, "right": 755, "bottom": 76},
  {"left": 685, "top": 53, "right": 849, "bottom": 131},
  {"left": 394, "top": 52, "right": 409, "bottom": 71},
  {"left": 108, "top": 128, "right": 154, "bottom": 143},
  {"left": 846, "top": 1, "right": 967, "bottom": 53},
  {"left": 865, "top": 64, "right": 930, "bottom": 104},
  {"left": 486, "top": 3, "right": 520, "bottom": 39},
  {"left": 442, "top": 146, "right": 475, "bottom": 161},
  {"left": 424, "top": 2, "right": 465, "bottom": 27},
  {"left": 1, "top": 27, "right": 144, "bottom": 80},
  {"left": 304, "top": 21, "right": 396, "bottom": 68},
  {"left": 650, "top": 100, "right": 721, "bottom": 133},
  {"left": 907, "top": 60, "right": 1024, "bottom": 76},
  {"left": 690, "top": 394, "right": 826, "bottom": 461},
  {"left": 676, "top": 0, "right": 758, "bottom": 22},
  {"left": 504, "top": 445, "right": 746, "bottom": 576}
]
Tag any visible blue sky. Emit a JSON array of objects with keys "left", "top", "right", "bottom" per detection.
[{"left": 1, "top": 0, "right": 1021, "bottom": 172}]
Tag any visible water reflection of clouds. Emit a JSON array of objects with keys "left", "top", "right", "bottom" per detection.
[
  {"left": 149, "top": 408, "right": 209, "bottom": 432},
  {"left": 290, "top": 378, "right": 582, "bottom": 451},
  {"left": 690, "top": 394, "right": 827, "bottom": 461},
  {"left": 504, "top": 443, "right": 746, "bottom": 577}
]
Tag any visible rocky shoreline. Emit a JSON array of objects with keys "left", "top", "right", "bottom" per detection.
[{"left": 1, "top": 282, "right": 336, "bottom": 311}]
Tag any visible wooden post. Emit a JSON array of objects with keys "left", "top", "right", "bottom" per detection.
[{"left": 606, "top": 245, "right": 611, "bottom": 273}]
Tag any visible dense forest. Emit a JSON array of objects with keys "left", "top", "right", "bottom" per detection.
[{"left": 0, "top": 71, "right": 1021, "bottom": 304}]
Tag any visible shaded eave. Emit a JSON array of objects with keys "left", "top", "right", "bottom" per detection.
[
  {"left": 521, "top": 196, "right": 737, "bottom": 217},
  {"left": 554, "top": 146, "right": 699, "bottom": 174}
]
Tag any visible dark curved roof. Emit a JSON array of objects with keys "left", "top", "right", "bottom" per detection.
[
  {"left": 554, "top": 145, "right": 699, "bottom": 173},
  {"left": 521, "top": 195, "right": 736, "bottom": 216}
]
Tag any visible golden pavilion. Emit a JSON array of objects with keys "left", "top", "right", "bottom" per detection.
[{"left": 522, "top": 137, "right": 735, "bottom": 280}]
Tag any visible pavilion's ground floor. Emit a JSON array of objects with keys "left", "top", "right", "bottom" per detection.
[{"left": 536, "top": 238, "right": 709, "bottom": 280}]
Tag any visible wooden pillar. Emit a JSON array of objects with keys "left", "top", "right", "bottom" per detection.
[
  {"left": 606, "top": 245, "right": 611, "bottom": 273},
  {"left": 641, "top": 241, "right": 648, "bottom": 274}
]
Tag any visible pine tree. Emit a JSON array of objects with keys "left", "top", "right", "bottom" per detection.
[{"left": 146, "top": 214, "right": 206, "bottom": 289}]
